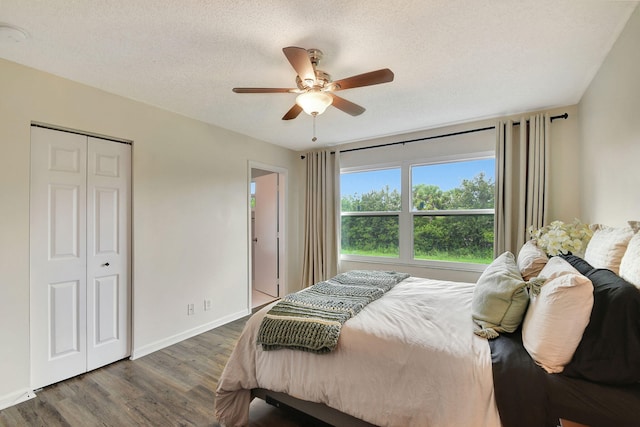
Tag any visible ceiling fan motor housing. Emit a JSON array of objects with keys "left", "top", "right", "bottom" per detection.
[
  {"left": 307, "top": 48, "right": 323, "bottom": 66},
  {"left": 296, "top": 70, "right": 332, "bottom": 90}
]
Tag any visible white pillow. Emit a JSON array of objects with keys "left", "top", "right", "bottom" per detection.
[
  {"left": 522, "top": 258, "right": 594, "bottom": 373},
  {"left": 584, "top": 226, "right": 634, "bottom": 274},
  {"left": 620, "top": 232, "right": 640, "bottom": 290},
  {"left": 517, "top": 240, "right": 548, "bottom": 281},
  {"left": 538, "top": 255, "right": 580, "bottom": 280}
]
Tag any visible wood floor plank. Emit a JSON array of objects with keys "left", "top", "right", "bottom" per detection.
[{"left": 0, "top": 315, "right": 315, "bottom": 426}]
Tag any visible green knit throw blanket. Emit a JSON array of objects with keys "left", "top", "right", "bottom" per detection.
[{"left": 257, "top": 270, "right": 410, "bottom": 353}]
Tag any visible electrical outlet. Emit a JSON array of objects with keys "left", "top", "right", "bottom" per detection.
[
  {"left": 204, "top": 299, "right": 212, "bottom": 311},
  {"left": 187, "top": 303, "right": 194, "bottom": 315}
]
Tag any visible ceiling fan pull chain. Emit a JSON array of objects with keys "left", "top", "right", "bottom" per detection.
[{"left": 312, "top": 113, "right": 318, "bottom": 142}]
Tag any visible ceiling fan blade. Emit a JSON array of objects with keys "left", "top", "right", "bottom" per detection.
[
  {"left": 232, "top": 87, "right": 296, "bottom": 93},
  {"left": 283, "top": 46, "right": 316, "bottom": 83},
  {"left": 282, "top": 104, "right": 303, "bottom": 120},
  {"left": 330, "top": 94, "right": 365, "bottom": 116},
  {"left": 331, "top": 68, "right": 394, "bottom": 91}
]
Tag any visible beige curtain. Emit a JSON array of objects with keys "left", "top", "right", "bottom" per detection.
[
  {"left": 495, "top": 113, "right": 550, "bottom": 255},
  {"left": 301, "top": 150, "right": 340, "bottom": 287}
]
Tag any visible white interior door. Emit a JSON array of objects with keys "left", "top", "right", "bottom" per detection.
[
  {"left": 254, "top": 173, "right": 279, "bottom": 297},
  {"left": 30, "top": 127, "right": 130, "bottom": 389},
  {"left": 86, "top": 137, "right": 131, "bottom": 371},
  {"left": 30, "top": 127, "right": 88, "bottom": 389}
]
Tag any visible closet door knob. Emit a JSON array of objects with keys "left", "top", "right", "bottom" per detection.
[{"left": 102, "top": 262, "right": 110, "bottom": 267}]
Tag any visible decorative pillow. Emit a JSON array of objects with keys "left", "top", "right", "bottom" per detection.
[
  {"left": 472, "top": 252, "right": 531, "bottom": 339},
  {"left": 517, "top": 240, "right": 548, "bottom": 281},
  {"left": 584, "top": 225, "right": 634, "bottom": 274},
  {"left": 522, "top": 266, "right": 594, "bottom": 374},
  {"left": 619, "top": 232, "right": 640, "bottom": 290},
  {"left": 563, "top": 268, "right": 640, "bottom": 384},
  {"left": 558, "top": 253, "right": 594, "bottom": 275},
  {"left": 522, "top": 256, "right": 580, "bottom": 298}
]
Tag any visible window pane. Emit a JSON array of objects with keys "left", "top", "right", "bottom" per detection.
[
  {"left": 412, "top": 159, "right": 495, "bottom": 210},
  {"left": 413, "top": 215, "right": 494, "bottom": 264},
  {"left": 341, "top": 216, "right": 399, "bottom": 257},
  {"left": 250, "top": 181, "right": 256, "bottom": 209},
  {"left": 341, "top": 169, "right": 401, "bottom": 212}
]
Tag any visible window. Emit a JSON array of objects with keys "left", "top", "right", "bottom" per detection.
[
  {"left": 411, "top": 159, "right": 494, "bottom": 264},
  {"left": 341, "top": 168, "right": 401, "bottom": 257},
  {"left": 340, "top": 157, "right": 495, "bottom": 267},
  {"left": 250, "top": 181, "right": 256, "bottom": 209}
]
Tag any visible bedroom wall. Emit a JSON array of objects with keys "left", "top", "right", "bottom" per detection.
[
  {"left": 578, "top": 4, "right": 640, "bottom": 227},
  {"left": 336, "top": 105, "right": 581, "bottom": 283},
  {"left": 0, "top": 58, "right": 302, "bottom": 408}
]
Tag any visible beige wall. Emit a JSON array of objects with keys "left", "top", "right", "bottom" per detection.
[
  {"left": 579, "top": 4, "right": 640, "bottom": 227},
  {"left": 0, "top": 58, "right": 302, "bottom": 406}
]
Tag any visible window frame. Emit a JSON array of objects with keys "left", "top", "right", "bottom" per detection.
[{"left": 339, "top": 152, "right": 495, "bottom": 272}]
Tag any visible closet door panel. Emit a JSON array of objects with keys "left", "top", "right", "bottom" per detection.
[
  {"left": 49, "top": 280, "right": 81, "bottom": 356},
  {"left": 30, "top": 127, "right": 88, "bottom": 389},
  {"left": 93, "top": 275, "right": 119, "bottom": 344},
  {"left": 86, "top": 137, "right": 131, "bottom": 370}
]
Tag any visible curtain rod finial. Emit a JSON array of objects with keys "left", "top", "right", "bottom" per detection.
[{"left": 550, "top": 112, "right": 568, "bottom": 122}]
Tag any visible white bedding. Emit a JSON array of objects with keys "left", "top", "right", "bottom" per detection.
[{"left": 215, "top": 276, "right": 501, "bottom": 427}]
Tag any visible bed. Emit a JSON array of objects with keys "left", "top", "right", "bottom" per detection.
[
  {"left": 215, "top": 275, "right": 500, "bottom": 426},
  {"left": 215, "top": 231, "right": 640, "bottom": 427}
]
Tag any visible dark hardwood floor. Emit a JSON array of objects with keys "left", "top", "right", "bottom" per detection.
[{"left": 0, "top": 315, "right": 323, "bottom": 427}]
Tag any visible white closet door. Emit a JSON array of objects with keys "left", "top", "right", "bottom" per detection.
[
  {"left": 86, "top": 137, "right": 131, "bottom": 371},
  {"left": 30, "top": 127, "right": 88, "bottom": 389},
  {"left": 30, "top": 127, "right": 131, "bottom": 389}
]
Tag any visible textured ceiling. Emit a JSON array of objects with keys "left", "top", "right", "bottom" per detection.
[{"left": 0, "top": 1, "right": 637, "bottom": 151}]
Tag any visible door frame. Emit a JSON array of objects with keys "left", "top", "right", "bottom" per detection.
[{"left": 248, "top": 161, "right": 287, "bottom": 310}]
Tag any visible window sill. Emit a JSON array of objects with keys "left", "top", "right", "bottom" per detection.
[{"left": 340, "top": 255, "right": 488, "bottom": 273}]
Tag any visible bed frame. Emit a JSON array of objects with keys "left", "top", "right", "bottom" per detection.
[
  {"left": 560, "top": 420, "right": 589, "bottom": 427},
  {"left": 252, "top": 388, "right": 376, "bottom": 427},
  {"left": 253, "top": 388, "right": 593, "bottom": 427}
]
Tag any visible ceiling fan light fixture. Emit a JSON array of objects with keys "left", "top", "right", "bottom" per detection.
[{"left": 296, "top": 91, "right": 333, "bottom": 116}]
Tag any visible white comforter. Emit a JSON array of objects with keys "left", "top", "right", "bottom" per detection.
[{"left": 215, "top": 276, "right": 501, "bottom": 427}]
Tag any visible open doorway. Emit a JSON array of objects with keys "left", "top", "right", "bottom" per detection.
[{"left": 250, "top": 163, "right": 286, "bottom": 310}]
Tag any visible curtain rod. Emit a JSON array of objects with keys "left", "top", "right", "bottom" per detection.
[{"left": 300, "top": 112, "right": 568, "bottom": 159}]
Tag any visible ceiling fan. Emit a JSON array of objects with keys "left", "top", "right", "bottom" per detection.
[{"left": 232, "top": 46, "right": 394, "bottom": 121}]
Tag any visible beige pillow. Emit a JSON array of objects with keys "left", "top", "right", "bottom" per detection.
[
  {"left": 620, "top": 232, "right": 640, "bottom": 290},
  {"left": 522, "top": 267, "right": 594, "bottom": 373},
  {"left": 538, "top": 255, "right": 580, "bottom": 280},
  {"left": 517, "top": 240, "right": 548, "bottom": 280},
  {"left": 584, "top": 225, "right": 634, "bottom": 274}
]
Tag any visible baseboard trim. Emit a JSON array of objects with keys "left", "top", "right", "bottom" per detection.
[
  {"left": 0, "top": 389, "right": 36, "bottom": 411},
  {"left": 130, "top": 309, "right": 250, "bottom": 360}
]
